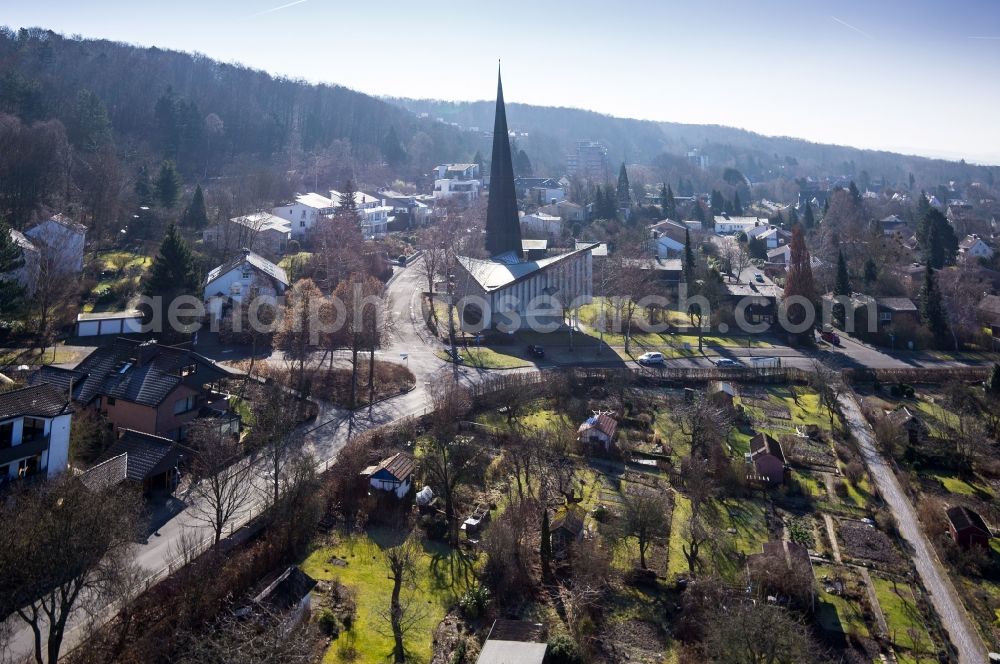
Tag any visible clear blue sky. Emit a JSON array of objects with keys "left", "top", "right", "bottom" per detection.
[{"left": 7, "top": 0, "right": 1000, "bottom": 163}]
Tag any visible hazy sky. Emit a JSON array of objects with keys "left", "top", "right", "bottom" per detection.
[{"left": 7, "top": 0, "right": 1000, "bottom": 163}]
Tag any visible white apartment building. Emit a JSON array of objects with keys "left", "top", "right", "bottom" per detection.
[
  {"left": 0, "top": 383, "right": 72, "bottom": 480},
  {"left": 329, "top": 190, "right": 392, "bottom": 238},
  {"left": 432, "top": 163, "right": 482, "bottom": 204},
  {"left": 272, "top": 193, "right": 336, "bottom": 239},
  {"left": 713, "top": 215, "right": 769, "bottom": 235}
]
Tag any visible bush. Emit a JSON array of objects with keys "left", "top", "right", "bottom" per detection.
[
  {"left": 458, "top": 585, "right": 491, "bottom": 619},
  {"left": 546, "top": 634, "right": 583, "bottom": 664},
  {"left": 317, "top": 608, "right": 342, "bottom": 636},
  {"left": 844, "top": 461, "right": 864, "bottom": 485}
]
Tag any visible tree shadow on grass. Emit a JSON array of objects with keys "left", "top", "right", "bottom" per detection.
[{"left": 425, "top": 541, "right": 477, "bottom": 598}]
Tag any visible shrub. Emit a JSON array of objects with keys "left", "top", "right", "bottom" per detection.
[
  {"left": 546, "top": 634, "right": 583, "bottom": 664},
  {"left": 458, "top": 585, "right": 491, "bottom": 619},
  {"left": 844, "top": 461, "right": 864, "bottom": 484},
  {"left": 317, "top": 608, "right": 342, "bottom": 636}
]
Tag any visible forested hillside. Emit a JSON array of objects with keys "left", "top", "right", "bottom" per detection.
[
  {"left": 0, "top": 27, "right": 475, "bottom": 235},
  {"left": 392, "top": 97, "right": 998, "bottom": 191}
]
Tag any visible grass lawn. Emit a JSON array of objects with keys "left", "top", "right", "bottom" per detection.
[
  {"left": 870, "top": 575, "right": 933, "bottom": 655},
  {"left": 301, "top": 529, "right": 476, "bottom": 664},
  {"left": 435, "top": 346, "right": 530, "bottom": 369},
  {"left": 813, "top": 564, "right": 870, "bottom": 638},
  {"left": 95, "top": 250, "right": 151, "bottom": 271},
  {"left": 667, "top": 495, "right": 768, "bottom": 580},
  {"left": 0, "top": 345, "right": 88, "bottom": 366},
  {"left": 667, "top": 493, "right": 692, "bottom": 578},
  {"left": 928, "top": 471, "right": 993, "bottom": 498},
  {"left": 794, "top": 470, "right": 826, "bottom": 499}
]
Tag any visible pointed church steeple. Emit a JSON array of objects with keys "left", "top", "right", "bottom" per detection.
[{"left": 485, "top": 66, "right": 522, "bottom": 258}]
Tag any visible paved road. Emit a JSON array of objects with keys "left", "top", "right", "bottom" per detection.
[{"left": 838, "top": 393, "right": 988, "bottom": 663}]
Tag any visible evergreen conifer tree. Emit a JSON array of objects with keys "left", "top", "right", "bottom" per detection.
[
  {"left": 181, "top": 184, "right": 209, "bottom": 229},
  {"left": 143, "top": 224, "right": 200, "bottom": 313},
  {"left": 0, "top": 219, "right": 25, "bottom": 312},
  {"left": 802, "top": 203, "right": 815, "bottom": 230},
  {"left": 919, "top": 263, "right": 950, "bottom": 347},
  {"left": 617, "top": 162, "right": 631, "bottom": 207},
  {"left": 683, "top": 228, "right": 696, "bottom": 284},
  {"left": 540, "top": 509, "right": 552, "bottom": 581},
  {"left": 135, "top": 165, "right": 154, "bottom": 206},
  {"left": 155, "top": 160, "right": 182, "bottom": 209}
]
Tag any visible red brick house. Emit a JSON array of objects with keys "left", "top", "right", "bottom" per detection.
[
  {"left": 946, "top": 505, "right": 991, "bottom": 550},
  {"left": 34, "top": 338, "right": 238, "bottom": 441}
]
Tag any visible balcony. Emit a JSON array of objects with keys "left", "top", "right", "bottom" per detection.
[{"left": 0, "top": 436, "right": 49, "bottom": 466}]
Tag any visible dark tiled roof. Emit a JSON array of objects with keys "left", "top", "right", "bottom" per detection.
[
  {"left": 749, "top": 432, "right": 785, "bottom": 463},
  {"left": 877, "top": 297, "right": 917, "bottom": 312},
  {"left": 0, "top": 383, "right": 70, "bottom": 419},
  {"left": 486, "top": 619, "right": 546, "bottom": 643},
  {"left": 79, "top": 453, "right": 128, "bottom": 491},
  {"left": 946, "top": 505, "right": 990, "bottom": 535},
  {"left": 550, "top": 506, "right": 585, "bottom": 536},
  {"left": 254, "top": 566, "right": 317, "bottom": 613},
  {"left": 96, "top": 429, "right": 184, "bottom": 482},
  {"left": 64, "top": 338, "right": 233, "bottom": 407},
  {"left": 374, "top": 452, "right": 416, "bottom": 481},
  {"left": 979, "top": 294, "right": 1000, "bottom": 316},
  {"left": 205, "top": 249, "right": 288, "bottom": 288}
]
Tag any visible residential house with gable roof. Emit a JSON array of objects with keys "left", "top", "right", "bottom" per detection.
[
  {"left": 25, "top": 213, "right": 87, "bottom": 273},
  {"left": 203, "top": 249, "right": 289, "bottom": 321},
  {"left": 33, "top": 338, "right": 238, "bottom": 441},
  {"left": 0, "top": 383, "right": 72, "bottom": 481}
]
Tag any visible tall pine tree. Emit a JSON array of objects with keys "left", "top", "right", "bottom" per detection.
[
  {"left": 802, "top": 203, "right": 815, "bottom": 230},
  {"left": 0, "top": 220, "right": 25, "bottom": 312},
  {"left": 782, "top": 225, "right": 817, "bottom": 341},
  {"left": 834, "top": 250, "right": 851, "bottom": 296},
  {"left": 143, "top": 224, "right": 200, "bottom": 312},
  {"left": 135, "top": 165, "right": 154, "bottom": 206},
  {"left": 616, "top": 162, "right": 631, "bottom": 208},
  {"left": 155, "top": 160, "right": 182, "bottom": 209},
  {"left": 683, "top": 228, "right": 696, "bottom": 284},
  {"left": 181, "top": 184, "right": 209, "bottom": 229},
  {"left": 919, "top": 263, "right": 950, "bottom": 348}
]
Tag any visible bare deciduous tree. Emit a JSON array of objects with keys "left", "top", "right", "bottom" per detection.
[
  {"left": 0, "top": 476, "right": 141, "bottom": 664},
  {"left": 620, "top": 485, "right": 670, "bottom": 570},
  {"left": 379, "top": 539, "right": 425, "bottom": 664},
  {"left": 187, "top": 420, "right": 256, "bottom": 545}
]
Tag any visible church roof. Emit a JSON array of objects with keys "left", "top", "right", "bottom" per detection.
[
  {"left": 484, "top": 68, "right": 522, "bottom": 258},
  {"left": 458, "top": 243, "right": 597, "bottom": 293}
]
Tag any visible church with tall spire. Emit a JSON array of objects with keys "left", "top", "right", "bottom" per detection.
[
  {"left": 484, "top": 68, "right": 522, "bottom": 258},
  {"left": 451, "top": 67, "right": 596, "bottom": 331}
]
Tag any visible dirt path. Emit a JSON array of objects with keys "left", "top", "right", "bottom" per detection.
[
  {"left": 859, "top": 567, "right": 890, "bottom": 638},
  {"left": 822, "top": 513, "right": 843, "bottom": 563},
  {"left": 838, "top": 393, "right": 987, "bottom": 663}
]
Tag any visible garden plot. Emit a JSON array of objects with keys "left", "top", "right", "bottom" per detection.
[{"left": 837, "top": 520, "right": 902, "bottom": 568}]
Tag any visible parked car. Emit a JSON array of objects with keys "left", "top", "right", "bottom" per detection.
[
  {"left": 637, "top": 352, "right": 665, "bottom": 366},
  {"left": 526, "top": 344, "right": 545, "bottom": 358},
  {"left": 754, "top": 273, "right": 765, "bottom": 283},
  {"left": 820, "top": 330, "right": 841, "bottom": 346},
  {"left": 715, "top": 358, "right": 740, "bottom": 367},
  {"left": 397, "top": 255, "right": 408, "bottom": 266}
]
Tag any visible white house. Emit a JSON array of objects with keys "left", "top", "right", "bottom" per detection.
[
  {"left": 577, "top": 412, "right": 618, "bottom": 451},
  {"left": 25, "top": 214, "right": 87, "bottom": 273},
  {"left": 714, "top": 215, "right": 768, "bottom": 235},
  {"left": 272, "top": 193, "right": 336, "bottom": 239},
  {"left": 433, "top": 163, "right": 482, "bottom": 204},
  {"left": 748, "top": 226, "right": 780, "bottom": 249},
  {"left": 203, "top": 249, "right": 289, "bottom": 321},
  {"left": 329, "top": 190, "right": 391, "bottom": 238},
  {"left": 360, "top": 452, "right": 415, "bottom": 499},
  {"left": 539, "top": 200, "right": 587, "bottom": 223},
  {"left": 959, "top": 234, "right": 994, "bottom": 261},
  {"left": 651, "top": 234, "right": 684, "bottom": 258},
  {"left": 520, "top": 212, "right": 563, "bottom": 239},
  {"left": 203, "top": 212, "right": 292, "bottom": 256},
  {"left": 4, "top": 228, "right": 39, "bottom": 295},
  {"left": 0, "top": 383, "right": 72, "bottom": 480}
]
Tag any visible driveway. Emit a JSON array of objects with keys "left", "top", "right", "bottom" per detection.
[{"left": 838, "top": 393, "right": 987, "bottom": 663}]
